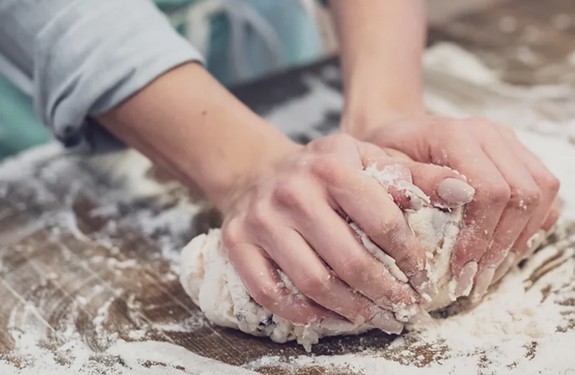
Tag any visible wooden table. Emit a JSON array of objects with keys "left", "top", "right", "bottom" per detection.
[{"left": 1, "top": 0, "right": 574, "bottom": 373}]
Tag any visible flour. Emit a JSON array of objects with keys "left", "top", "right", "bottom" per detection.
[
  {"left": 1, "top": 42, "right": 575, "bottom": 374},
  {"left": 0, "top": 279, "right": 242, "bottom": 375},
  {"left": 247, "top": 241, "right": 575, "bottom": 374}
]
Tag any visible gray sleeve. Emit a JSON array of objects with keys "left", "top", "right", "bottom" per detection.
[{"left": 0, "top": 0, "right": 204, "bottom": 152}]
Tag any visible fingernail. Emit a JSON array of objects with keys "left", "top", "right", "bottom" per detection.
[
  {"left": 437, "top": 178, "right": 475, "bottom": 205},
  {"left": 319, "top": 317, "right": 358, "bottom": 332},
  {"left": 408, "top": 307, "right": 433, "bottom": 325},
  {"left": 370, "top": 310, "right": 404, "bottom": 334},
  {"left": 394, "top": 304, "right": 420, "bottom": 323},
  {"left": 493, "top": 252, "right": 517, "bottom": 283},
  {"left": 471, "top": 266, "right": 496, "bottom": 301},
  {"left": 526, "top": 230, "right": 546, "bottom": 255},
  {"left": 410, "top": 269, "right": 437, "bottom": 302},
  {"left": 452, "top": 261, "right": 478, "bottom": 298},
  {"left": 491, "top": 248, "right": 511, "bottom": 268},
  {"left": 546, "top": 222, "right": 558, "bottom": 237},
  {"left": 404, "top": 184, "right": 431, "bottom": 210}
]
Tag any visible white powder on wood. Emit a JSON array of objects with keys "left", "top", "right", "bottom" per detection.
[{"left": 1, "top": 43, "right": 574, "bottom": 374}]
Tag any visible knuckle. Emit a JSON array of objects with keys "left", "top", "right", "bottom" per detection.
[
  {"left": 479, "top": 182, "right": 511, "bottom": 205},
  {"left": 377, "top": 285, "right": 416, "bottom": 308},
  {"left": 464, "top": 117, "right": 501, "bottom": 135},
  {"left": 370, "top": 216, "right": 404, "bottom": 241},
  {"left": 298, "top": 272, "right": 331, "bottom": 297},
  {"left": 440, "top": 122, "right": 469, "bottom": 144},
  {"left": 510, "top": 186, "right": 541, "bottom": 209},
  {"left": 338, "top": 255, "right": 370, "bottom": 283},
  {"left": 429, "top": 117, "right": 452, "bottom": 133},
  {"left": 221, "top": 219, "right": 243, "bottom": 249},
  {"left": 331, "top": 133, "right": 354, "bottom": 144},
  {"left": 250, "top": 283, "right": 280, "bottom": 308},
  {"left": 310, "top": 133, "right": 353, "bottom": 152},
  {"left": 272, "top": 177, "right": 310, "bottom": 211},
  {"left": 310, "top": 156, "right": 345, "bottom": 183},
  {"left": 245, "top": 202, "right": 272, "bottom": 229},
  {"left": 390, "top": 250, "right": 417, "bottom": 272},
  {"left": 538, "top": 172, "right": 561, "bottom": 194}
]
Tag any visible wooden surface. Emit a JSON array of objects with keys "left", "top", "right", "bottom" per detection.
[{"left": 1, "top": 0, "right": 575, "bottom": 373}]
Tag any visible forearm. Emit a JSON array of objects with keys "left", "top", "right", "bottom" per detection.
[
  {"left": 97, "top": 63, "right": 297, "bottom": 210},
  {"left": 329, "top": 0, "right": 427, "bottom": 138},
  {"left": 0, "top": 0, "right": 201, "bottom": 150}
]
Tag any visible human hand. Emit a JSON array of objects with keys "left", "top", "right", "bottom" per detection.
[
  {"left": 492, "top": 195, "right": 561, "bottom": 283},
  {"left": 218, "top": 134, "right": 474, "bottom": 333},
  {"left": 347, "top": 115, "right": 560, "bottom": 299}
]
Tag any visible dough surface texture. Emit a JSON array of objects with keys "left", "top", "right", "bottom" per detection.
[{"left": 180, "top": 166, "right": 464, "bottom": 350}]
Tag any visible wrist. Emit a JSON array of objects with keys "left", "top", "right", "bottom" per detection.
[
  {"left": 97, "top": 62, "right": 299, "bottom": 212},
  {"left": 208, "top": 133, "right": 301, "bottom": 214},
  {"left": 340, "top": 101, "right": 425, "bottom": 142},
  {"left": 340, "top": 64, "right": 425, "bottom": 140}
]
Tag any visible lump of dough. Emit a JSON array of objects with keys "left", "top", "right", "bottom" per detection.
[{"left": 179, "top": 166, "right": 464, "bottom": 351}]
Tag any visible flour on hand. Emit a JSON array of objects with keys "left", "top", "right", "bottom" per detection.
[{"left": 179, "top": 165, "right": 466, "bottom": 351}]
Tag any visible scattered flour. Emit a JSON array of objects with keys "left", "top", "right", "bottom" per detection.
[
  {"left": 246, "top": 242, "right": 575, "bottom": 374},
  {"left": 0, "top": 43, "right": 574, "bottom": 374}
]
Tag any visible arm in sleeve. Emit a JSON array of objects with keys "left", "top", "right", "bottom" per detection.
[{"left": 0, "top": 0, "right": 204, "bottom": 152}]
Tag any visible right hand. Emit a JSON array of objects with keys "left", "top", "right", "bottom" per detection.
[
  {"left": 349, "top": 115, "right": 561, "bottom": 299},
  {"left": 219, "top": 134, "right": 474, "bottom": 333}
]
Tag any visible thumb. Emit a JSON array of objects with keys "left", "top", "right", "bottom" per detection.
[
  {"left": 407, "top": 162, "right": 475, "bottom": 207},
  {"left": 358, "top": 142, "right": 421, "bottom": 210},
  {"left": 358, "top": 142, "right": 474, "bottom": 209}
]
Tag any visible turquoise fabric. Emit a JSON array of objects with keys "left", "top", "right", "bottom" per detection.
[
  {"left": 0, "top": 0, "right": 325, "bottom": 159},
  {"left": 0, "top": 76, "right": 50, "bottom": 160},
  {"left": 160, "top": 0, "right": 323, "bottom": 85}
]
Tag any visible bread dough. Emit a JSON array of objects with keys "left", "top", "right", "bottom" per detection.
[{"left": 179, "top": 166, "right": 464, "bottom": 351}]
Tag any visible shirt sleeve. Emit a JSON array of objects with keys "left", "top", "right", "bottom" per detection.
[{"left": 0, "top": 0, "right": 204, "bottom": 152}]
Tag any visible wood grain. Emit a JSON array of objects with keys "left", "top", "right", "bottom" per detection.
[{"left": 0, "top": 0, "right": 574, "bottom": 373}]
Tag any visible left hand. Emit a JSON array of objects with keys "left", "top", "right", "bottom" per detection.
[{"left": 344, "top": 114, "right": 560, "bottom": 299}]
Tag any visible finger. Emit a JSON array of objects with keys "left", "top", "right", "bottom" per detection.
[
  {"left": 501, "top": 130, "right": 560, "bottom": 257},
  {"left": 480, "top": 129, "right": 560, "bottom": 287},
  {"left": 261, "top": 226, "right": 404, "bottom": 333},
  {"left": 492, "top": 229, "right": 546, "bottom": 284},
  {"left": 492, "top": 251, "right": 517, "bottom": 284},
  {"left": 406, "top": 162, "right": 475, "bottom": 207},
  {"left": 358, "top": 142, "right": 425, "bottom": 210},
  {"left": 360, "top": 143, "right": 428, "bottom": 211},
  {"left": 355, "top": 144, "right": 432, "bottom": 295},
  {"left": 362, "top": 162, "right": 425, "bottom": 210},
  {"left": 440, "top": 143, "right": 510, "bottom": 298},
  {"left": 308, "top": 143, "right": 432, "bottom": 298},
  {"left": 380, "top": 147, "right": 414, "bottom": 162},
  {"left": 226, "top": 241, "right": 332, "bottom": 325},
  {"left": 271, "top": 176, "right": 422, "bottom": 313},
  {"left": 270, "top": 158, "right": 424, "bottom": 316},
  {"left": 361, "top": 143, "right": 475, "bottom": 209},
  {"left": 541, "top": 197, "right": 561, "bottom": 232},
  {"left": 471, "top": 138, "right": 541, "bottom": 299},
  {"left": 312, "top": 159, "right": 434, "bottom": 301}
]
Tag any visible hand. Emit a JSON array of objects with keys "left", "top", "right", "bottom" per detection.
[
  {"left": 219, "top": 134, "right": 474, "bottom": 332},
  {"left": 348, "top": 115, "right": 560, "bottom": 299},
  {"left": 492, "top": 195, "right": 561, "bottom": 283}
]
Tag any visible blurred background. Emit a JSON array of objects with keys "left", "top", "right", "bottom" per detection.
[{"left": 0, "top": 0, "right": 565, "bottom": 160}]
